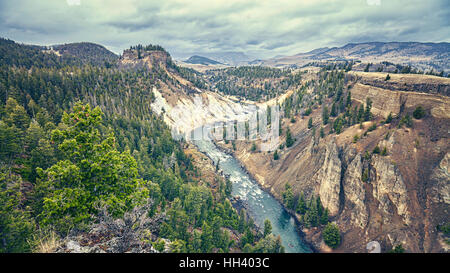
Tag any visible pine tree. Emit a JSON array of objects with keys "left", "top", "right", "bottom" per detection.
[
  {"left": 322, "top": 106, "right": 329, "bottom": 125},
  {"left": 320, "top": 208, "right": 329, "bottom": 225},
  {"left": 273, "top": 149, "right": 279, "bottom": 160},
  {"left": 285, "top": 127, "right": 294, "bottom": 147},
  {"left": 330, "top": 102, "right": 337, "bottom": 117},
  {"left": 263, "top": 219, "right": 272, "bottom": 237},
  {"left": 364, "top": 98, "right": 372, "bottom": 121},
  {"left": 308, "top": 117, "right": 313, "bottom": 129},
  {"left": 296, "top": 193, "right": 307, "bottom": 214},
  {"left": 346, "top": 92, "right": 351, "bottom": 106},
  {"left": 323, "top": 223, "right": 341, "bottom": 249},
  {"left": 35, "top": 102, "right": 151, "bottom": 233},
  {"left": 282, "top": 183, "right": 295, "bottom": 210}
]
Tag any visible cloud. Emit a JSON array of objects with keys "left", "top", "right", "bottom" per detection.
[
  {"left": 0, "top": 0, "right": 448, "bottom": 59},
  {"left": 67, "top": 0, "right": 81, "bottom": 6}
]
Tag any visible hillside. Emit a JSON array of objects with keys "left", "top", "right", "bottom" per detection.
[
  {"left": 143, "top": 56, "right": 450, "bottom": 252},
  {"left": 0, "top": 39, "right": 282, "bottom": 254},
  {"left": 215, "top": 69, "right": 450, "bottom": 252},
  {"left": 0, "top": 37, "right": 77, "bottom": 68},
  {"left": 203, "top": 66, "right": 302, "bottom": 101},
  {"left": 51, "top": 42, "right": 118, "bottom": 66},
  {"left": 0, "top": 38, "right": 118, "bottom": 68}
]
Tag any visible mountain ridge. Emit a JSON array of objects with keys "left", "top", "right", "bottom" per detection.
[{"left": 256, "top": 41, "right": 450, "bottom": 72}]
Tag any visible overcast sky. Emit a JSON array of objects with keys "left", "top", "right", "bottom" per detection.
[{"left": 0, "top": 0, "right": 449, "bottom": 59}]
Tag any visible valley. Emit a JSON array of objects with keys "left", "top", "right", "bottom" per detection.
[
  {"left": 152, "top": 52, "right": 450, "bottom": 253},
  {"left": 0, "top": 37, "right": 449, "bottom": 254}
]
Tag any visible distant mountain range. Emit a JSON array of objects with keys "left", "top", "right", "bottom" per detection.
[
  {"left": 184, "top": 55, "right": 223, "bottom": 65},
  {"left": 177, "top": 51, "right": 253, "bottom": 66},
  {"left": 251, "top": 42, "right": 450, "bottom": 72},
  {"left": 5, "top": 38, "right": 447, "bottom": 73}
]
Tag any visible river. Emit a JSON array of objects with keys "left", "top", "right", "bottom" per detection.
[{"left": 193, "top": 139, "right": 312, "bottom": 253}]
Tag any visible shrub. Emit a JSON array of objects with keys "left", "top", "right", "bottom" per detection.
[
  {"left": 285, "top": 128, "right": 294, "bottom": 148},
  {"left": 367, "top": 123, "right": 377, "bottom": 132},
  {"left": 362, "top": 169, "right": 369, "bottom": 182},
  {"left": 399, "top": 115, "right": 413, "bottom": 128},
  {"left": 273, "top": 150, "right": 279, "bottom": 160},
  {"left": 304, "top": 108, "right": 312, "bottom": 116},
  {"left": 389, "top": 244, "right": 405, "bottom": 253},
  {"left": 323, "top": 223, "right": 341, "bottom": 249},
  {"left": 372, "top": 146, "right": 381, "bottom": 154},
  {"left": 153, "top": 238, "right": 166, "bottom": 252},
  {"left": 385, "top": 112, "right": 393, "bottom": 123},
  {"left": 308, "top": 118, "right": 313, "bottom": 129},
  {"left": 413, "top": 106, "right": 425, "bottom": 119}
]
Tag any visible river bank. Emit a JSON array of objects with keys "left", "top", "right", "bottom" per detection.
[
  {"left": 193, "top": 139, "right": 316, "bottom": 253},
  {"left": 211, "top": 141, "right": 332, "bottom": 253}
]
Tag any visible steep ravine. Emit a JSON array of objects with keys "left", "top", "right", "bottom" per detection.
[
  {"left": 219, "top": 75, "right": 450, "bottom": 253},
  {"left": 149, "top": 68, "right": 449, "bottom": 253},
  {"left": 193, "top": 139, "right": 313, "bottom": 253}
]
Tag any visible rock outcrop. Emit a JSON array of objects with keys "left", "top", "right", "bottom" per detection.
[
  {"left": 372, "top": 156, "right": 410, "bottom": 224},
  {"left": 430, "top": 153, "right": 450, "bottom": 205},
  {"left": 317, "top": 139, "right": 341, "bottom": 216},
  {"left": 342, "top": 154, "right": 368, "bottom": 229},
  {"left": 214, "top": 72, "right": 450, "bottom": 252}
]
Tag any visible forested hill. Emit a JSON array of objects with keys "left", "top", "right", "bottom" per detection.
[
  {"left": 0, "top": 39, "right": 283, "bottom": 253},
  {"left": 52, "top": 42, "right": 118, "bottom": 66},
  {"left": 205, "top": 66, "right": 304, "bottom": 101},
  {"left": 0, "top": 38, "right": 77, "bottom": 68}
]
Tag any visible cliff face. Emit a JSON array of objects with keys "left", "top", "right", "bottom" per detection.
[
  {"left": 430, "top": 153, "right": 450, "bottom": 205},
  {"left": 317, "top": 140, "right": 341, "bottom": 216},
  {"left": 342, "top": 153, "right": 368, "bottom": 229},
  {"left": 220, "top": 72, "right": 450, "bottom": 252},
  {"left": 119, "top": 49, "right": 171, "bottom": 70},
  {"left": 347, "top": 72, "right": 450, "bottom": 96}
]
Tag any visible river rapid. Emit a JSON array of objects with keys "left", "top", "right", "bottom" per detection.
[{"left": 193, "top": 139, "right": 312, "bottom": 253}]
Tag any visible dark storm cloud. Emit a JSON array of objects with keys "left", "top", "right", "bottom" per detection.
[{"left": 0, "top": 0, "right": 449, "bottom": 59}]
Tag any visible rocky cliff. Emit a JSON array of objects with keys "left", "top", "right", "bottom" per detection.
[{"left": 217, "top": 72, "right": 450, "bottom": 252}]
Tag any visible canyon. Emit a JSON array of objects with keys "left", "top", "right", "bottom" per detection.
[{"left": 147, "top": 49, "right": 450, "bottom": 252}]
